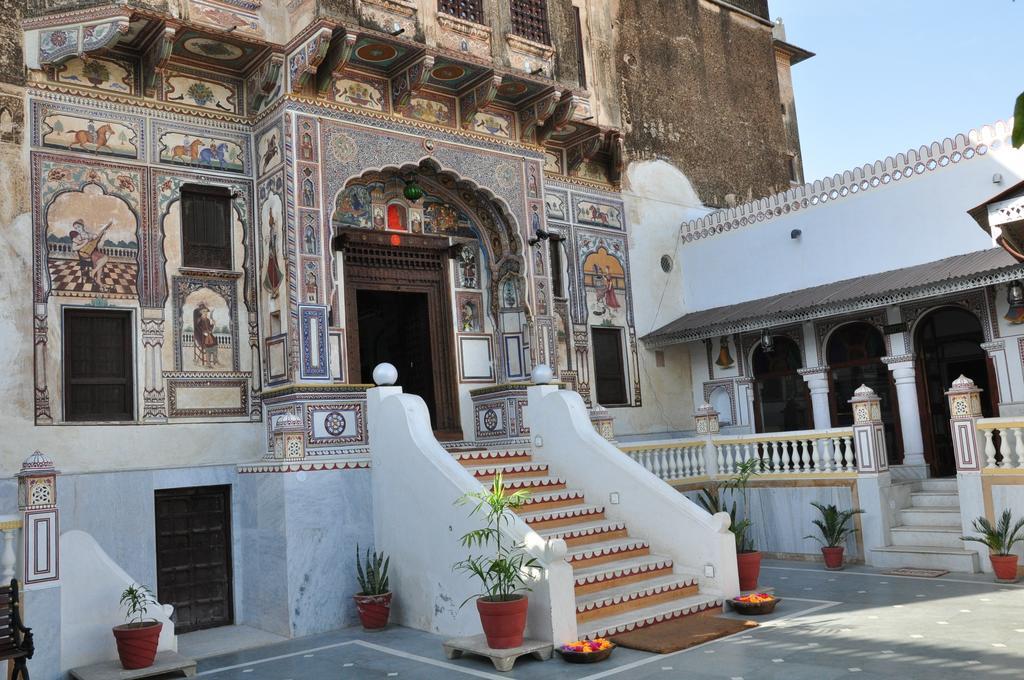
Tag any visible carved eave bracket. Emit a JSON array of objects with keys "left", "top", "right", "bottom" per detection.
[
  {"left": 247, "top": 53, "right": 284, "bottom": 115},
  {"left": 142, "top": 25, "right": 176, "bottom": 97},
  {"left": 537, "top": 92, "right": 585, "bottom": 145},
  {"left": 38, "top": 15, "right": 131, "bottom": 67},
  {"left": 459, "top": 73, "right": 502, "bottom": 126},
  {"left": 289, "top": 27, "right": 333, "bottom": 94},
  {"left": 315, "top": 32, "right": 358, "bottom": 96},
  {"left": 505, "top": 32, "right": 555, "bottom": 77},
  {"left": 606, "top": 130, "right": 625, "bottom": 184},
  {"left": 565, "top": 132, "right": 603, "bottom": 175},
  {"left": 519, "top": 89, "right": 562, "bottom": 145},
  {"left": 390, "top": 54, "right": 435, "bottom": 110}
]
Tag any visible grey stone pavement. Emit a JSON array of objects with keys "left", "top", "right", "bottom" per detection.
[{"left": 192, "top": 560, "right": 1024, "bottom": 679}]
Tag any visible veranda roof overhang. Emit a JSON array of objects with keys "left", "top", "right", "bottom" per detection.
[
  {"left": 969, "top": 180, "right": 1024, "bottom": 262},
  {"left": 643, "top": 248, "right": 1023, "bottom": 348}
]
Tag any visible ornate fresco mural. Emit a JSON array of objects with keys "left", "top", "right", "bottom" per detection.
[
  {"left": 155, "top": 125, "right": 247, "bottom": 174},
  {"left": 36, "top": 103, "right": 142, "bottom": 159},
  {"left": 55, "top": 56, "right": 134, "bottom": 95},
  {"left": 164, "top": 73, "right": 237, "bottom": 113}
]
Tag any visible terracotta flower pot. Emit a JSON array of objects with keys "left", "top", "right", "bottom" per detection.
[
  {"left": 353, "top": 592, "right": 393, "bottom": 630},
  {"left": 821, "top": 546, "right": 845, "bottom": 570},
  {"left": 736, "top": 551, "right": 762, "bottom": 592},
  {"left": 990, "top": 554, "right": 1019, "bottom": 582},
  {"left": 112, "top": 621, "right": 162, "bottom": 670},
  {"left": 476, "top": 595, "right": 528, "bottom": 649}
]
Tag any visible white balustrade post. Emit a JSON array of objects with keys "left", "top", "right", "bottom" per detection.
[
  {"left": 0, "top": 516, "right": 22, "bottom": 582},
  {"left": 945, "top": 375, "right": 989, "bottom": 570},
  {"left": 849, "top": 385, "right": 894, "bottom": 565},
  {"left": 883, "top": 357, "right": 928, "bottom": 479},
  {"left": 694, "top": 402, "right": 720, "bottom": 479}
]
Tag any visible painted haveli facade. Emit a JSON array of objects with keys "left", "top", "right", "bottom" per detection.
[{"left": 1, "top": 0, "right": 809, "bottom": 676}]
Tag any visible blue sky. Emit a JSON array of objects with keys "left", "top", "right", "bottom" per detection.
[{"left": 770, "top": 0, "right": 1021, "bottom": 182}]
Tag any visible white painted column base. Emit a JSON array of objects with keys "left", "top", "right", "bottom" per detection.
[{"left": 857, "top": 472, "right": 894, "bottom": 565}]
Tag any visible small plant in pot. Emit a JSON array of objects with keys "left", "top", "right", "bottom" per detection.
[
  {"left": 112, "top": 584, "right": 162, "bottom": 670},
  {"left": 353, "top": 545, "right": 392, "bottom": 630},
  {"left": 805, "top": 502, "right": 864, "bottom": 570},
  {"left": 961, "top": 509, "right": 1024, "bottom": 582},
  {"left": 454, "top": 473, "right": 539, "bottom": 649},
  {"left": 698, "top": 458, "right": 762, "bottom": 591}
]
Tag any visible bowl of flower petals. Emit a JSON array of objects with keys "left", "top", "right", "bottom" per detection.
[
  {"left": 558, "top": 638, "right": 616, "bottom": 663},
  {"left": 727, "top": 592, "right": 780, "bottom": 615}
]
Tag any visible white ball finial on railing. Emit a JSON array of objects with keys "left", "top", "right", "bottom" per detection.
[
  {"left": 531, "top": 364, "right": 553, "bottom": 385},
  {"left": 373, "top": 362, "right": 398, "bottom": 386}
]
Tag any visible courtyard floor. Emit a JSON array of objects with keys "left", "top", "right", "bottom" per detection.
[{"left": 190, "top": 560, "right": 1024, "bottom": 679}]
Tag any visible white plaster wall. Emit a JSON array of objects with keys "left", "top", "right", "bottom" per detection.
[{"left": 678, "top": 144, "right": 1024, "bottom": 312}]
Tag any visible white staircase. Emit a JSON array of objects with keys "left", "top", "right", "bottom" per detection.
[{"left": 870, "top": 478, "right": 979, "bottom": 573}]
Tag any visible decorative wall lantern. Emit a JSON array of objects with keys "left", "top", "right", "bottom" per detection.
[
  {"left": 694, "top": 402, "right": 720, "bottom": 435},
  {"left": 272, "top": 413, "right": 306, "bottom": 460},
  {"left": 760, "top": 328, "right": 774, "bottom": 353},
  {"left": 402, "top": 179, "right": 424, "bottom": 203},
  {"left": 1006, "top": 280, "right": 1024, "bottom": 324},
  {"left": 18, "top": 450, "right": 58, "bottom": 511}
]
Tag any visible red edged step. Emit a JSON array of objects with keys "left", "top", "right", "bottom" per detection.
[
  {"left": 578, "top": 594, "right": 725, "bottom": 640},
  {"left": 452, "top": 449, "right": 533, "bottom": 466},
  {"left": 575, "top": 574, "right": 700, "bottom": 623},
  {"left": 573, "top": 555, "right": 675, "bottom": 595},
  {"left": 567, "top": 538, "right": 650, "bottom": 568},
  {"left": 502, "top": 476, "right": 567, "bottom": 493},
  {"left": 520, "top": 504, "right": 606, "bottom": 529},
  {"left": 469, "top": 463, "right": 550, "bottom": 481},
  {"left": 514, "top": 489, "right": 586, "bottom": 512},
  {"left": 536, "top": 520, "right": 629, "bottom": 547}
]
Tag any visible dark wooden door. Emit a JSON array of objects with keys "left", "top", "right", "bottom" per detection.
[
  {"left": 155, "top": 485, "right": 233, "bottom": 633},
  {"left": 592, "top": 327, "right": 628, "bottom": 406},
  {"left": 63, "top": 309, "right": 134, "bottom": 421}
]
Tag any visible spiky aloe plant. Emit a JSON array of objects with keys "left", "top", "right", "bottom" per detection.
[
  {"left": 355, "top": 545, "right": 391, "bottom": 595},
  {"left": 961, "top": 509, "right": 1024, "bottom": 556},
  {"left": 119, "top": 584, "right": 157, "bottom": 626},
  {"left": 804, "top": 502, "right": 865, "bottom": 548}
]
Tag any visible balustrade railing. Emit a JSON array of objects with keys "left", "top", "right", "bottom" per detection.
[
  {"left": 620, "top": 428, "right": 856, "bottom": 483},
  {"left": 976, "top": 418, "right": 1024, "bottom": 469}
]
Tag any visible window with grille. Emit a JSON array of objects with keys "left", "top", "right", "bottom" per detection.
[
  {"left": 510, "top": 0, "right": 551, "bottom": 45},
  {"left": 63, "top": 309, "right": 134, "bottom": 421},
  {"left": 439, "top": 0, "right": 484, "bottom": 24},
  {"left": 182, "top": 184, "right": 233, "bottom": 270}
]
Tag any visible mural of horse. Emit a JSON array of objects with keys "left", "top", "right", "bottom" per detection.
[
  {"left": 67, "top": 124, "right": 115, "bottom": 153},
  {"left": 198, "top": 143, "right": 231, "bottom": 169},
  {"left": 170, "top": 138, "right": 204, "bottom": 164}
]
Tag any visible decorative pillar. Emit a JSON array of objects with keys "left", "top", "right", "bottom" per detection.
[
  {"left": 694, "top": 402, "right": 721, "bottom": 478},
  {"left": 33, "top": 304, "right": 51, "bottom": 423},
  {"left": 589, "top": 403, "right": 616, "bottom": 442},
  {"left": 799, "top": 367, "right": 832, "bottom": 430},
  {"left": 735, "top": 378, "right": 756, "bottom": 429},
  {"left": 882, "top": 355, "right": 928, "bottom": 478},
  {"left": 980, "top": 341, "right": 1012, "bottom": 412},
  {"left": 849, "top": 385, "right": 893, "bottom": 565},
  {"left": 271, "top": 413, "right": 306, "bottom": 460},
  {"left": 0, "top": 515, "right": 22, "bottom": 581},
  {"left": 945, "top": 375, "right": 989, "bottom": 570},
  {"left": 141, "top": 311, "right": 167, "bottom": 422}
]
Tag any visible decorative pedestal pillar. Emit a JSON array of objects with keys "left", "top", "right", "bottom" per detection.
[
  {"left": 799, "top": 367, "right": 832, "bottom": 430},
  {"left": 945, "top": 375, "right": 989, "bottom": 571},
  {"left": 694, "top": 403, "right": 721, "bottom": 478},
  {"left": 882, "top": 356, "right": 928, "bottom": 479},
  {"left": 849, "top": 386, "right": 893, "bottom": 564},
  {"left": 0, "top": 515, "right": 22, "bottom": 582}
]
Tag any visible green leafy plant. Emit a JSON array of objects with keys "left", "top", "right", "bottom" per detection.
[
  {"left": 454, "top": 473, "right": 539, "bottom": 605},
  {"left": 119, "top": 584, "right": 157, "bottom": 627},
  {"left": 697, "top": 457, "right": 762, "bottom": 553},
  {"left": 961, "top": 509, "right": 1024, "bottom": 556},
  {"left": 355, "top": 545, "right": 390, "bottom": 595},
  {"left": 804, "top": 502, "right": 865, "bottom": 548},
  {"left": 1013, "top": 91, "right": 1023, "bottom": 149}
]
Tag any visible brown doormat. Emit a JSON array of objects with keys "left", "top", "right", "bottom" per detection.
[
  {"left": 881, "top": 567, "right": 949, "bottom": 578},
  {"left": 609, "top": 616, "right": 757, "bottom": 654}
]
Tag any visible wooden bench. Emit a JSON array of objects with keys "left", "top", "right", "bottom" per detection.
[{"left": 1, "top": 578, "right": 33, "bottom": 680}]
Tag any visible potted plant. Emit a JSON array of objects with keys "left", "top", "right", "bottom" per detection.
[
  {"left": 961, "top": 509, "right": 1024, "bottom": 582},
  {"left": 112, "top": 584, "right": 162, "bottom": 670},
  {"left": 454, "top": 473, "right": 539, "bottom": 649},
  {"left": 805, "top": 502, "right": 864, "bottom": 570},
  {"left": 698, "top": 458, "right": 762, "bottom": 591},
  {"left": 353, "top": 545, "right": 392, "bottom": 630}
]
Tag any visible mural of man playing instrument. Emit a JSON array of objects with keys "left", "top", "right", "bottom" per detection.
[{"left": 69, "top": 219, "right": 112, "bottom": 290}]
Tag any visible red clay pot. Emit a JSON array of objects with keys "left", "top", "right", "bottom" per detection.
[
  {"left": 821, "top": 546, "right": 845, "bottom": 570},
  {"left": 112, "top": 621, "right": 162, "bottom": 670},
  {"left": 353, "top": 592, "right": 393, "bottom": 630},
  {"left": 990, "top": 554, "right": 1019, "bottom": 582},
  {"left": 476, "top": 595, "right": 528, "bottom": 649},
  {"left": 737, "top": 551, "right": 762, "bottom": 592}
]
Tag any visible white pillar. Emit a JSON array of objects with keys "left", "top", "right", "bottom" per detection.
[
  {"left": 0, "top": 515, "right": 21, "bottom": 582},
  {"left": 799, "top": 367, "right": 832, "bottom": 430},
  {"left": 883, "top": 357, "right": 928, "bottom": 476}
]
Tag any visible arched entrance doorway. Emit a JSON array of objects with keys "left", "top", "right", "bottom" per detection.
[
  {"left": 331, "top": 161, "right": 528, "bottom": 436},
  {"left": 752, "top": 336, "right": 813, "bottom": 433},
  {"left": 826, "top": 322, "right": 902, "bottom": 464},
  {"left": 915, "top": 307, "right": 997, "bottom": 476}
]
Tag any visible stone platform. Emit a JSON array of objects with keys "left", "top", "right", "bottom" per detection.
[
  {"left": 443, "top": 635, "right": 552, "bottom": 672},
  {"left": 69, "top": 651, "right": 197, "bottom": 679}
]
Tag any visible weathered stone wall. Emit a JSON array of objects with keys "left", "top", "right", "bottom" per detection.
[{"left": 613, "top": 0, "right": 793, "bottom": 207}]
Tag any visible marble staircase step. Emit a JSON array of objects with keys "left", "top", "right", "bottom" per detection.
[
  {"left": 898, "top": 507, "right": 962, "bottom": 527},
  {"left": 535, "top": 520, "right": 629, "bottom": 547},
  {"left": 501, "top": 476, "right": 566, "bottom": 493},
  {"left": 573, "top": 554, "right": 675, "bottom": 595},
  {"left": 869, "top": 544, "right": 980, "bottom": 573},
  {"left": 915, "top": 478, "right": 959, "bottom": 493},
  {"left": 452, "top": 449, "right": 532, "bottom": 465},
  {"left": 909, "top": 492, "right": 960, "bottom": 508},
  {"left": 520, "top": 503, "right": 606, "bottom": 529},
  {"left": 468, "top": 463, "right": 549, "bottom": 481},
  {"left": 575, "top": 574, "right": 700, "bottom": 623},
  {"left": 566, "top": 538, "right": 650, "bottom": 567},
  {"left": 889, "top": 525, "right": 965, "bottom": 549},
  {"left": 515, "top": 489, "right": 586, "bottom": 512},
  {"left": 577, "top": 592, "right": 724, "bottom": 640}
]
